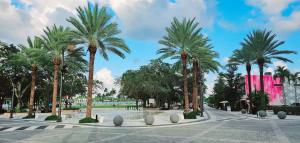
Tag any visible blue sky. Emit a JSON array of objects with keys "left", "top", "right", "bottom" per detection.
[{"left": 1, "top": 0, "right": 300, "bottom": 94}]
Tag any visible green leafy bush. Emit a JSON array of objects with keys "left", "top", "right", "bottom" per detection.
[
  {"left": 63, "top": 107, "right": 80, "bottom": 110},
  {"left": 251, "top": 92, "right": 269, "bottom": 111},
  {"left": 194, "top": 109, "right": 201, "bottom": 115},
  {"left": 79, "top": 117, "right": 98, "bottom": 123},
  {"left": 45, "top": 115, "right": 59, "bottom": 121},
  {"left": 22, "top": 114, "right": 35, "bottom": 119},
  {"left": 183, "top": 111, "right": 197, "bottom": 119},
  {"left": 0, "top": 109, "right": 7, "bottom": 114},
  {"left": 271, "top": 106, "right": 300, "bottom": 115}
]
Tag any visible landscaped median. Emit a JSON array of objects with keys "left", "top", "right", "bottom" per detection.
[{"left": 68, "top": 109, "right": 210, "bottom": 127}]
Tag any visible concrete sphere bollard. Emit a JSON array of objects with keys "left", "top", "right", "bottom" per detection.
[
  {"left": 113, "top": 115, "right": 124, "bottom": 126},
  {"left": 258, "top": 110, "right": 267, "bottom": 118},
  {"left": 144, "top": 115, "right": 155, "bottom": 125},
  {"left": 170, "top": 114, "right": 180, "bottom": 123},
  {"left": 277, "top": 111, "right": 287, "bottom": 119},
  {"left": 241, "top": 109, "right": 247, "bottom": 114}
]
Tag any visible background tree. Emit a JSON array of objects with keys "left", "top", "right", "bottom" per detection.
[
  {"left": 290, "top": 72, "right": 300, "bottom": 103},
  {"left": 15, "top": 37, "right": 49, "bottom": 117},
  {"left": 274, "top": 66, "right": 290, "bottom": 105}
]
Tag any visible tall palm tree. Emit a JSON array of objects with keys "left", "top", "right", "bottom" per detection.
[
  {"left": 241, "top": 29, "right": 296, "bottom": 109},
  {"left": 17, "top": 37, "right": 49, "bottom": 117},
  {"left": 41, "top": 25, "right": 72, "bottom": 116},
  {"left": 229, "top": 46, "right": 255, "bottom": 112},
  {"left": 290, "top": 72, "right": 300, "bottom": 103},
  {"left": 67, "top": 3, "right": 130, "bottom": 118},
  {"left": 158, "top": 17, "right": 202, "bottom": 112},
  {"left": 274, "top": 66, "right": 291, "bottom": 105},
  {"left": 190, "top": 37, "right": 220, "bottom": 111}
]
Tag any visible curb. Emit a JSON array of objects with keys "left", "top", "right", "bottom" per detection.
[{"left": 64, "top": 110, "right": 211, "bottom": 128}]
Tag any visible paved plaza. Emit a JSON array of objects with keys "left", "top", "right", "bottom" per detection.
[{"left": 0, "top": 107, "right": 300, "bottom": 143}]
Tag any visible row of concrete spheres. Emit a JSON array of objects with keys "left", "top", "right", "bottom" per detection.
[{"left": 113, "top": 113, "right": 180, "bottom": 126}]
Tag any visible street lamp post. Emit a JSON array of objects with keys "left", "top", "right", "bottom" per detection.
[{"left": 57, "top": 50, "right": 65, "bottom": 122}]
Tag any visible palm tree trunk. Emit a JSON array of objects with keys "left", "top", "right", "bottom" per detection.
[
  {"left": 181, "top": 52, "right": 189, "bottom": 112},
  {"left": 28, "top": 65, "right": 37, "bottom": 116},
  {"left": 86, "top": 46, "right": 96, "bottom": 118},
  {"left": 52, "top": 59, "right": 60, "bottom": 116},
  {"left": 246, "top": 63, "right": 252, "bottom": 113},
  {"left": 257, "top": 59, "right": 265, "bottom": 110},
  {"left": 192, "top": 61, "right": 198, "bottom": 111}
]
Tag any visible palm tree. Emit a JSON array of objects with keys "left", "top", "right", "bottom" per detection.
[
  {"left": 41, "top": 25, "right": 72, "bottom": 116},
  {"left": 290, "top": 72, "right": 300, "bottom": 103},
  {"left": 67, "top": 3, "right": 130, "bottom": 118},
  {"left": 229, "top": 46, "right": 255, "bottom": 113},
  {"left": 274, "top": 66, "right": 291, "bottom": 105},
  {"left": 190, "top": 37, "right": 220, "bottom": 111},
  {"left": 17, "top": 37, "right": 48, "bottom": 117},
  {"left": 158, "top": 17, "right": 202, "bottom": 112},
  {"left": 241, "top": 29, "right": 296, "bottom": 109}
]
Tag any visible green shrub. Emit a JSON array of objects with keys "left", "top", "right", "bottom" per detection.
[
  {"left": 271, "top": 106, "right": 300, "bottom": 115},
  {"left": 45, "top": 115, "right": 59, "bottom": 121},
  {"left": 0, "top": 109, "right": 7, "bottom": 114},
  {"left": 79, "top": 117, "right": 98, "bottom": 123},
  {"left": 63, "top": 107, "right": 80, "bottom": 110},
  {"left": 251, "top": 92, "right": 269, "bottom": 111},
  {"left": 22, "top": 114, "right": 35, "bottom": 119},
  {"left": 194, "top": 109, "right": 201, "bottom": 115},
  {"left": 183, "top": 111, "right": 197, "bottom": 119}
]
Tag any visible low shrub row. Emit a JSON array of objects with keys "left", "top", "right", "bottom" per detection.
[
  {"left": 0, "top": 109, "right": 7, "bottom": 114},
  {"left": 271, "top": 106, "right": 300, "bottom": 115},
  {"left": 63, "top": 107, "right": 80, "bottom": 110},
  {"left": 79, "top": 117, "right": 98, "bottom": 123},
  {"left": 183, "top": 111, "right": 197, "bottom": 119},
  {"left": 45, "top": 115, "right": 60, "bottom": 121}
]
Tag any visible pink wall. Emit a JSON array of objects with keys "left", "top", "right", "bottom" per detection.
[{"left": 245, "top": 75, "right": 283, "bottom": 105}]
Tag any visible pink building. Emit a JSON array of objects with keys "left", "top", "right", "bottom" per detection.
[{"left": 245, "top": 75, "right": 283, "bottom": 105}]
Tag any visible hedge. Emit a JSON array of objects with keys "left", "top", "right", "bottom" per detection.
[
  {"left": 271, "top": 106, "right": 300, "bottom": 115},
  {"left": 183, "top": 111, "right": 197, "bottom": 119}
]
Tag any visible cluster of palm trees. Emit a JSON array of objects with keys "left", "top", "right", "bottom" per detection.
[
  {"left": 229, "top": 29, "right": 297, "bottom": 111},
  {"left": 5, "top": 3, "right": 130, "bottom": 119},
  {"left": 274, "top": 66, "right": 300, "bottom": 105},
  {"left": 158, "top": 18, "right": 220, "bottom": 112}
]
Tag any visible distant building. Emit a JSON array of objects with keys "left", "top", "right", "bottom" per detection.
[{"left": 245, "top": 74, "right": 283, "bottom": 105}]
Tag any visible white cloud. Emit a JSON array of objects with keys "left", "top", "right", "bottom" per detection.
[
  {"left": 218, "top": 20, "right": 237, "bottom": 31},
  {"left": 1, "top": 0, "right": 216, "bottom": 43},
  {"left": 0, "top": 0, "right": 84, "bottom": 44},
  {"left": 94, "top": 68, "right": 119, "bottom": 94},
  {"left": 100, "top": 0, "right": 216, "bottom": 40},
  {"left": 246, "top": 0, "right": 300, "bottom": 35},
  {"left": 222, "top": 57, "right": 230, "bottom": 64},
  {"left": 204, "top": 73, "right": 217, "bottom": 96},
  {"left": 273, "top": 60, "right": 288, "bottom": 69},
  {"left": 0, "top": 0, "right": 33, "bottom": 43},
  {"left": 247, "top": 0, "right": 295, "bottom": 15}
]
